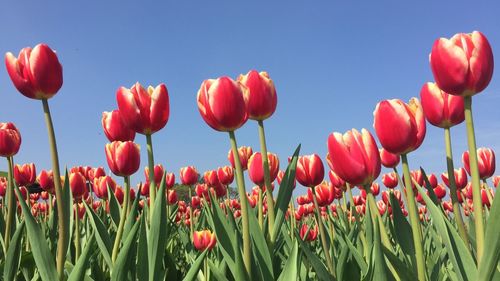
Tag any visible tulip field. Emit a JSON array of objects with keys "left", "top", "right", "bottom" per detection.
[{"left": 0, "top": 30, "right": 499, "bottom": 281}]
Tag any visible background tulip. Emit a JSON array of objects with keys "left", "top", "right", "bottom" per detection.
[
  {"left": 38, "top": 170, "right": 55, "bottom": 192},
  {"left": 69, "top": 172, "right": 87, "bottom": 200},
  {"left": 180, "top": 166, "right": 199, "bottom": 186},
  {"left": 14, "top": 163, "right": 36, "bottom": 187},
  {"left": 379, "top": 149, "right": 400, "bottom": 168},
  {"left": 144, "top": 164, "right": 165, "bottom": 186},
  {"left": 237, "top": 70, "right": 277, "bottom": 120},
  {"left": 193, "top": 230, "right": 217, "bottom": 251},
  {"left": 296, "top": 154, "right": 325, "bottom": 187},
  {"left": 105, "top": 141, "right": 140, "bottom": 177},
  {"left": 248, "top": 152, "right": 280, "bottom": 186},
  {"left": 441, "top": 167, "right": 468, "bottom": 190},
  {"left": 430, "top": 31, "right": 494, "bottom": 97},
  {"left": 228, "top": 146, "right": 253, "bottom": 170},
  {"left": 217, "top": 166, "right": 234, "bottom": 185},
  {"left": 93, "top": 176, "right": 116, "bottom": 199},
  {"left": 102, "top": 110, "right": 136, "bottom": 142},
  {"left": 462, "top": 148, "right": 496, "bottom": 180},
  {"left": 420, "top": 82, "right": 464, "bottom": 128},
  {"left": 5, "top": 43, "right": 63, "bottom": 99},
  {"left": 382, "top": 172, "right": 398, "bottom": 189},
  {"left": 0, "top": 122, "right": 22, "bottom": 157}
]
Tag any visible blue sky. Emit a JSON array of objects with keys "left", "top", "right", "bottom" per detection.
[{"left": 0, "top": 1, "right": 499, "bottom": 196}]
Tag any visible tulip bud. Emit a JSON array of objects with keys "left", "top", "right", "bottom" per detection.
[
  {"left": 144, "top": 164, "right": 165, "bottom": 186},
  {"left": 382, "top": 172, "right": 398, "bottom": 189},
  {"left": 462, "top": 148, "right": 495, "bottom": 180},
  {"left": 14, "top": 163, "right": 36, "bottom": 186},
  {"left": 88, "top": 167, "right": 106, "bottom": 181},
  {"left": 248, "top": 152, "right": 280, "bottom": 186},
  {"left": 38, "top": 170, "right": 55, "bottom": 192},
  {"left": 0, "top": 177, "right": 7, "bottom": 197},
  {"left": 105, "top": 141, "right": 140, "bottom": 177},
  {"left": 0, "top": 122, "right": 22, "bottom": 157},
  {"left": 217, "top": 166, "right": 234, "bottom": 185},
  {"left": 93, "top": 176, "right": 116, "bottom": 199},
  {"left": 165, "top": 173, "right": 175, "bottom": 189},
  {"left": 193, "top": 230, "right": 217, "bottom": 251},
  {"left": 296, "top": 154, "right": 325, "bottom": 188},
  {"left": 237, "top": 70, "right": 277, "bottom": 120},
  {"left": 434, "top": 184, "right": 447, "bottom": 199},
  {"left": 308, "top": 181, "right": 334, "bottom": 207},
  {"left": 5, "top": 43, "right": 63, "bottom": 99},
  {"left": 180, "top": 166, "right": 199, "bottom": 186},
  {"left": 379, "top": 149, "right": 400, "bottom": 168},
  {"left": 102, "top": 110, "right": 136, "bottom": 142},
  {"left": 420, "top": 82, "right": 465, "bottom": 128},
  {"left": 69, "top": 172, "right": 87, "bottom": 200},
  {"left": 300, "top": 224, "right": 318, "bottom": 242},
  {"left": 228, "top": 146, "right": 253, "bottom": 170}
]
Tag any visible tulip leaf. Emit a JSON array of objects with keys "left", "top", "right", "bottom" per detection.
[
  {"left": 137, "top": 214, "right": 149, "bottom": 280},
  {"left": 111, "top": 218, "right": 140, "bottom": 281},
  {"left": 478, "top": 191, "right": 500, "bottom": 281},
  {"left": 296, "top": 232, "right": 333, "bottom": 281},
  {"left": 389, "top": 193, "right": 416, "bottom": 271},
  {"left": 107, "top": 184, "right": 121, "bottom": 228},
  {"left": 181, "top": 250, "right": 208, "bottom": 281},
  {"left": 420, "top": 168, "right": 441, "bottom": 207},
  {"left": 123, "top": 188, "right": 140, "bottom": 242},
  {"left": 233, "top": 229, "right": 250, "bottom": 281},
  {"left": 67, "top": 234, "right": 95, "bottom": 281},
  {"left": 3, "top": 221, "right": 25, "bottom": 281},
  {"left": 14, "top": 185, "right": 58, "bottom": 281},
  {"left": 63, "top": 170, "right": 74, "bottom": 258},
  {"left": 370, "top": 216, "right": 388, "bottom": 281},
  {"left": 84, "top": 202, "right": 113, "bottom": 268},
  {"left": 272, "top": 144, "right": 300, "bottom": 245},
  {"left": 277, "top": 241, "right": 298, "bottom": 281},
  {"left": 208, "top": 260, "right": 229, "bottom": 281},
  {"left": 148, "top": 172, "right": 168, "bottom": 281}
]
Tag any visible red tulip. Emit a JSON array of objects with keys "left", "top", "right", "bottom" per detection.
[
  {"left": 377, "top": 200, "right": 387, "bottom": 215},
  {"left": 193, "top": 230, "right": 217, "bottom": 252},
  {"left": 296, "top": 194, "right": 311, "bottom": 205},
  {"left": 308, "top": 181, "right": 334, "bottom": 207},
  {"left": 180, "top": 166, "right": 199, "bottom": 186},
  {"left": 296, "top": 154, "right": 325, "bottom": 187},
  {"left": 217, "top": 166, "right": 234, "bottom": 185},
  {"left": 493, "top": 176, "right": 500, "bottom": 188},
  {"left": 373, "top": 98, "right": 426, "bottom": 154},
  {"left": 328, "top": 170, "right": 346, "bottom": 190},
  {"left": 102, "top": 110, "right": 136, "bottom": 142},
  {"left": 0, "top": 177, "right": 7, "bottom": 197},
  {"left": 165, "top": 173, "right": 175, "bottom": 189},
  {"left": 300, "top": 224, "right": 318, "bottom": 242},
  {"left": 197, "top": 77, "right": 249, "bottom": 132},
  {"left": 38, "top": 170, "right": 55, "bottom": 192},
  {"left": 434, "top": 184, "right": 447, "bottom": 199},
  {"left": 88, "top": 167, "right": 106, "bottom": 181},
  {"left": 430, "top": 31, "right": 494, "bottom": 97},
  {"left": 382, "top": 172, "right": 398, "bottom": 189},
  {"left": 167, "top": 190, "right": 177, "bottom": 205},
  {"left": 427, "top": 174, "right": 438, "bottom": 189},
  {"left": 92, "top": 176, "right": 116, "bottom": 199},
  {"left": 195, "top": 184, "right": 210, "bottom": 199},
  {"left": 0, "top": 122, "right": 22, "bottom": 157},
  {"left": 463, "top": 148, "right": 495, "bottom": 180},
  {"left": 441, "top": 168, "right": 468, "bottom": 191},
  {"left": 203, "top": 170, "right": 220, "bottom": 187},
  {"left": 114, "top": 187, "right": 124, "bottom": 205},
  {"left": 138, "top": 182, "right": 150, "bottom": 197},
  {"left": 69, "top": 172, "right": 87, "bottom": 200},
  {"left": 379, "top": 149, "right": 400, "bottom": 168},
  {"left": 248, "top": 152, "right": 280, "bottom": 186},
  {"left": 237, "top": 70, "right": 277, "bottom": 120},
  {"left": 371, "top": 182, "right": 380, "bottom": 196},
  {"left": 116, "top": 82, "right": 170, "bottom": 135},
  {"left": 144, "top": 164, "right": 165, "bottom": 186},
  {"left": 14, "top": 163, "right": 36, "bottom": 186},
  {"left": 327, "top": 128, "right": 381, "bottom": 186},
  {"left": 420, "top": 82, "right": 465, "bottom": 128},
  {"left": 191, "top": 196, "right": 201, "bottom": 209},
  {"left": 481, "top": 189, "right": 492, "bottom": 207},
  {"left": 5, "top": 43, "right": 63, "bottom": 99},
  {"left": 105, "top": 141, "right": 140, "bottom": 177},
  {"left": 228, "top": 146, "right": 253, "bottom": 170}
]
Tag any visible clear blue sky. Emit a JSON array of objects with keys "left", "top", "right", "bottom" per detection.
[{"left": 1, "top": 1, "right": 499, "bottom": 196}]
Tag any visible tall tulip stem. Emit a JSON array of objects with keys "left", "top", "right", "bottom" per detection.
[
  {"left": 257, "top": 120, "right": 276, "bottom": 240},
  {"left": 444, "top": 127, "right": 470, "bottom": 247},
  {"left": 464, "top": 96, "right": 485, "bottom": 263},
  {"left": 74, "top": 206, "right": 81, "bottom": 261},
  {"left": 311, "top": 188, "right": 335, "bottom": 277},
  {"left": 42, "top": 98, "right": 66, "bottom": 280},
  {"left": 401, "top": 154, "right": 426, "bottom": 281},
  {"left": 4, "top": 156, "right": 15, "bottom": 252},
  {"left": 112, "top": 176, "right": 130, "bottom": 264},
  {"left": 228, "top": 131, "right": 251, "bottom": 278},
  {"left": 188, "top": 186, "right": 194, "bottom": 238},
  {"left": 146, "top": 133, "right": 156, "bottom": 218}
]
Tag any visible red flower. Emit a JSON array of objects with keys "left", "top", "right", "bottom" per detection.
[
  {"left": 434, "top": 184, "right": 447, "bottom": 199},
  {"left": 296, "top": 154, "right": 325, "bottom": 188},
  {"left": 462, "top": 148, "right": 496, "bottom": 180},
  {"left": 228, "top": 146, "right": 253, "bottom": 170},
  {"left": 116, "top": 83, "right": 170, "bottom": 135},
  {"left": 5, "top": 43, "right": 63, "bottom": 99},
  {"left": 165, "top": 173, "right": 175, "bottom": 189},
  {"left": 193, "top": 230, "right": 217, "bottom": 251},
  {"left": 420, "top": 82, "right": 464, "bottom": 128},
  {"left": 248, "top": 152, "right": 280, "bottom": 186},
  {"left": 144, "top": 164, "right": 165, "bottom": 186},
  {"left": 0, "top": 122, "right": 22, "bottom": 157},
  {"left": 105, "top": 141, "right": 140, "bottom": 177},
  {"left": 180, "top": 166, "right": 199, "bottom": 186},
  {"left": 308, "top": 181, "right": 334, "bottom": 207},
  {"left": 237, "top": 70, "right": 277, "bottom": 121},
  {"left": 69, "top": 172, "right": 87, "bottom": 200},
  {"left": 38, "top": 170, "right": 55, "bottom": 192},
  {"left": 14, "top": 163, "right": 36, "bottom": 186},
  {"left": 102, "top": 110, "right": 136, "bottom": 142},
  {"left": 197, "top": 77, "right": 249, "bottom": 132},
  {"left": 382, "top": 172, "right": 398, "bottom": 189},
  {"left": 379, "top": 149, "right": 400, "bottom": 168},
  {"left": 92, "top": 176, "right": 116, "bottom": 199},
  {"left": 217, "top": 166, "right": 234, "bottom": 185},
  {"left": 430, "top": 31, "right": 494, "bottom": 97},
  {"left": 300, "top": 224, "right": 318, "bottom": 242}
]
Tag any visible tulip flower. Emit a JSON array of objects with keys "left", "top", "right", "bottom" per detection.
[
  {"left": 217, "top": 166, "right": 234, "bottom": 185},
  {"left": 382, "top": 172, "right": 398, "bottom": 189},
  {"left": 441, "top": 168, "right": 468, "bottom": 190},
  {"left": 237, "top": 70, "right": 277, "bottom": 121},
  {"left": 93, "top": 176, "right": 116, "bottom": 199},
  {"left": 420, "top": 82, "right": 465, "bottom": 128},
  {"left": 197, "top": 77, "right": 249, "bottom": 132},
  {"left": 296, "top": 154, "right": 325, "bottom": 188},
  {"left": 373, "top": 98, "right": 426, "bottom": 155},
  {"left": 102, "top": 110, "right": 136, "bottom": 142},
  {"left": 493, "top": 175, "right": 500, "bottom": 188},
  {"left": 38, "top": 170, "right": 55, "bottom": 192},
  {"left": 430, "top": 31, "right": 493, "bottom": 97},
  {"left": 0, "top": 123, "right": 22, "bottom": 157},
  {"left": 427, "top": 173, "right": 438, "bottom": 189},
  {"left": 203, "top": 170, "right": 220, "bottom": 187},
  {"left": 88, "top": 167, "right": 106, "bottom": 181},
  {"left": 14, "top": 163, "right": 36, "bottom": 187},
  {"left": 69, "top": 172, "right": 87, "bottom": 200},
  {"left": 308, "top": 181, "right": 334, "bottom": 207},
  {"left": 167, "top": 190, "right": 177, "bottom": 205},
  {"left": 227, "top": 146, "right": 253, "bottom": 170},
  {"left": 0, "top": 177, "right": 6, "bottom": 197},
  {"left": 248, "top": 152, "right": 280, "bottom": 186},
  {"left": 300, "top": 224, "right": 318, "bottom": 242},
  {"left": 328, "top": 170, "right": 346, "bottom": 189},
  {"left": 434, "top": 184, "right": 447, "bottom": 199},
  {"left": 193, "top": 230, "right": 217, "bottom": 251},
  {"left": 5, "top": 43, "right": 63, "bottom": 100},
  {"left": 327, "top": 128, "right": 381, "bottom": 186},
  {"left": 165, "top": 173, "right": 175, "bottom": 189},
  {"left": 180, "top": 166, "right": 199, "bottom": 186},
  {"left": 379, "top": 149, "right": 400, "bottom": 168},
  {"left": 105, "top": 141, "right": 140, "bottom": 177},
  {"left": 144, "top": 164, "right": 165, "bottom": 186},
  {"left": 463, "top": 148, "right": 496, "bottom": 180}
]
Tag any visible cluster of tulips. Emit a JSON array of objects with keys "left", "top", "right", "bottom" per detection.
[{"left": 0, "top": 30, "right": 498, "bottom": 281}]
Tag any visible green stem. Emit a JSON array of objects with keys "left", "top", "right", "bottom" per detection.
[
  {"left": 258, "top": 187, "right": 263, "bottom": 230},
  {"left": 75, "top": 205, "right": 81, "bottom": 261},
  {"left": 401, "top": 154, "right": 426, "bottom": 281},
  {"left": 111, "top": 176, "right": 130, "bottom": 264},
  {"left": 42, "top": 98, "right": 66, "bottom": 281},
  {"left": 228, "top": 131, "right": 251, "bottom": 278},
  {"left": 4, "top": 156, "right": 15, "bottom": 252},
  {"left": 347, "top": 183, "right": 359, "bottom": 223},
  {"left": 464, "top": 96, "right": 484, "bottom": 264},
  {"left": 444, "top": 127, "right": 470, "bottom": 247},
  {"left": 482, "top": 180, "right": 494, "bottom": 207},
  {"left": 289, "top": 201, "right": 296, "bottom": 241},
  {"left": 189, "top": 186, "right": 194, "bottom": 239},
  {"left": 311, "top": 188, "right": 336, "bottom": 278},
  {"left": 204, "top": 256, "right": 209, "bottom": 281},
  {"left": 146, "top": 133, "right": 156, "bottom": 219},
  {"left": 365, "top": 186, "right": 392, "bottom": 248},
  {"left": 257, "top": 120, "right": 276, "bottom": 241}
]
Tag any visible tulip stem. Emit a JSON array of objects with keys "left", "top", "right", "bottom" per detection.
[
  {"left": 483, "top": 180, "right": 494, "bottom": 207},
  {"left": 145, "top": 133, "right": 156, "bottom": 220},
  {"left": 346, "top": 184, "right": 358, "bottom": 223},
  {"left": 111, "top": 176, "right": 130, "bottom": 265},
  {"left": 189, "top": 186, "right": 194, "bottom": 239},
  {"left": 444, "top": 127, "right": 470, "bottom": 247},
  {"left": 311, "top": 188, "right": 336, "bottom": 278},
  {"left": 4, "top": 156, "right": 15, "bottom": 253},
  {"left": 75, "top": 205, "right": 81, "bottom": 261},
  {"left": 289, "top": 201, "right": 296, "bottom": 241},
  {"left": 258, "top": 187, "right": 264, "bottom": 230},
  {"left": 464, "top": 96, "right": 485, "bottom": 264},
  {"left": 401, "top": 154, "right": 426, "bottom": 281},
  {"left": 228, "top": 131, "right": 251, "bottom": 279},
  {"left": 42, "top": 98, "right": 66, "bottom": 281},
  {"left": 365, "top": 186, "right": 392, "bottom": 248},
  {"left": 257, "top": 120, "right": 276, "bottom": 241}
]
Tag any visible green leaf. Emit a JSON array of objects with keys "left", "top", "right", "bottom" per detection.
[
  {"left": 278, "top": 241, "right": 298, "bottom": 281},
  {"left": 63, "top": 170, "right": 74, "bottom": 258},
  {"left": 208, "top": 260, "right": 229, "bottom": 281},
  {"left": 14, "top": 185, "right": 58, "bottom": 281},
  {"left": 181, "top": 250, "right": 208, "bottom": 281},
  {"left": 370, "top": 216, "right": 388, "bottom": 281},
  {"left": 68, "top": 234, "right": 95, "bottom": 281},
  {"left": 389, "top": 192, "right": 416, "bottom": 271},
  {"left": 3, "top": 221, "right": 25, "bottom": 281},
  {"left": 123, "top": 189, "right": 140, "bottom": 241},
  {"left": 272, "top": 144, "right": 300, "bottom": 244},
  {"left": 111, "top": 218, "right": 140, "bottom": 281},
  {"left": 296, "top": 233, "right": 333, "bottom": 281},
  {"left": 478, "top": 191, "right": 500, "bottom": 281},
  {"left": 137, "top": 214, "right": 149, "bottom": 281},
  {"left": 420, "top": 168, "right": 441, "bottom": 207},
  {"left": 232, "top": 230, "right": 250, "bottom": 281},
  {"left": 107, "top": 184, "right": 121, "bottom": 228},
  {"left": 148, "top": 172, "right": 168, "bottom": 281},
  {"left": 84, "top": 202, "right": 113, "bottom": 268}
]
